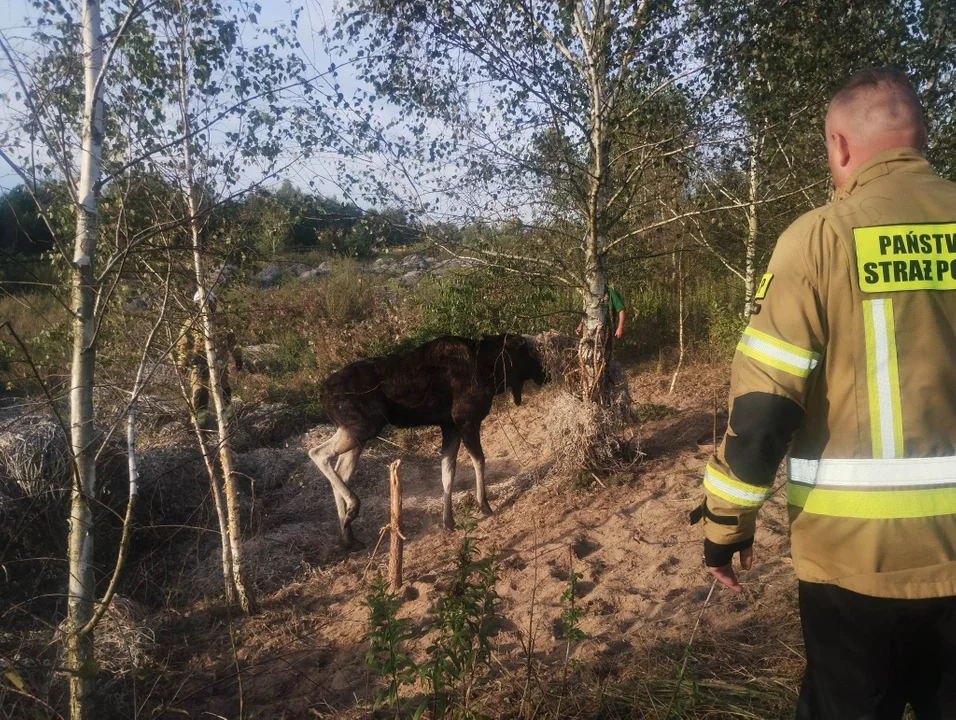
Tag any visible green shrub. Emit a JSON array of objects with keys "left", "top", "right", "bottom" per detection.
[
  {"left": 408, "top": 267, "right": 574, "bottom": 345},
  {"left": 419, "top": 513, "right": 500, "bottom": 720},
  {"left": 706, "top": 301, "right": 748, "bottom": 357},
  {"left": 363, "top": 574, "right": 418, "bottom": 715},
  {"left": 362, "top": 513, "right": 502, "bottom": 720},
  {"left": 313, "top": 258, "right": 376, "bottom": 325}
]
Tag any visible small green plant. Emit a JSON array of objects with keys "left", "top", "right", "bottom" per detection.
[
  {"left": 362, "top": 513, "right": 502, "bottom": 720},
  {"left": 559, "top": 561, "right": 587, "bottom": 645},
  {"left": 419, "top": 513, "right": 501, "bottom": 720},
  {"left": 362, "top": 573, "right": 418, "bottom": 716},
  {"left": 555, "top": 552, "right": 588, "bottom": 716}
]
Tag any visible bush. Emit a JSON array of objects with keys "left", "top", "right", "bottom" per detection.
[
  {"left": 363, "top": 513, "right": 502, "bottom": 719},
  {"left": 706, "top": 300, "right": 748, "bottom": 357},
  {"left": 407, "top": 267, "right": 574, "bottom": 345},
  {"left": 313, "top": 258, "right": 375, "bottom": 326},
  {"left": 0, "top": 293, "right": 71, "bottom": 394}
]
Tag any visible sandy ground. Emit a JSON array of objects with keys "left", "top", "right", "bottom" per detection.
[{"left": 147, "top": 364, "right": 805, "bottom": 719}]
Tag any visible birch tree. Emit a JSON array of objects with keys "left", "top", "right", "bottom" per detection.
[
  {"left": 337, "top": 0, "right": 698, "bottom": 404},
  {"left": 691, "top": 0, "right": 956, "bottom": 315},
  {"left": 56, "top": 2, "right": 142, "bottom": 716},
  {"left": 118, "top": 0, "right": 339, "bottom": 612},
  {"left": 0, "top": 0, "right": 339, "bottom": 711}
]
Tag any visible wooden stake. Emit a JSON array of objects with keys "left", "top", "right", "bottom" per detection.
[{"left": 389, "top": 459, "right": 404, "bottom": 592}]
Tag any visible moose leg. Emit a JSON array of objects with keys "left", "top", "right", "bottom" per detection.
[
  {"left": 334, "top": 442, "right": 366, "bottom": 548},
  {"left": 458, "top": 421, "right": 492, "bottom": 516},
  {"left": 440, "top": 425, "right": 462, "bottom": 531},
  {"left": 309, "top": 427, "right": 364, "bottom": 549}
]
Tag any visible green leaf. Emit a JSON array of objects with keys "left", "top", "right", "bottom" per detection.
[{"left": 4, "top": 670, "right": 24, "bottom": 690}]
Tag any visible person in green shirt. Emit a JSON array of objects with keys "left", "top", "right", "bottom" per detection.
[
  {"left": 604, "top": 286, "right": 626, "bottom": 340},
  {"left": 576, "top": 285, "right": 626, "bottom": 346}
]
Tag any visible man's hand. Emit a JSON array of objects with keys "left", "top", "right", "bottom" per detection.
[
  {"left": 704, "top": 537, "right": 754, "bottom": 592},
  {"left": 614, "top": 325, "right": 624, "bottom": 339},
  {"left": 708, "top": 546, "right": 753, "bottom": 592}
]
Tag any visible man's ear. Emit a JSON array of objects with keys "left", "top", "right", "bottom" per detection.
[{"left": 834, "top": 131, "right": 851, "bottom": 170}]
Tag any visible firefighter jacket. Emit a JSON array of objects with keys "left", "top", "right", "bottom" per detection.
[{"left": 697, "top": 147, "right": 956, "bottom": 599}]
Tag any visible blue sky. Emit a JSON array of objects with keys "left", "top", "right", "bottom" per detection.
[{"left": 0, "top": 0, "right": 402, "bottom": 205}]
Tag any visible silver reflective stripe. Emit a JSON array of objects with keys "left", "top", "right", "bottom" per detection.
[
  {"left": 704, "top": 466, "right": 770, "bottom": 505},
  {"left": 738, "top": 328, "right": 819, "bottom": 376},
  {"left": 788, "top": 455, "right": 956, "bottom": 488},
  {"left": 864, "top": 298, "right": 903, "bottom": 459}
]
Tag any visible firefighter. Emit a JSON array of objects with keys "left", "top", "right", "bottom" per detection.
[
  {"left": 692, "top": 67, "right": 956, "bottom": 718},
  {"left": 173, "top": 290, "right": 242, "bottom": 431}
]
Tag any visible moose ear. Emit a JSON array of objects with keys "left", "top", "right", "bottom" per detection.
[{"left": 505, "top": 334, "right": 527, "bottom": 350}]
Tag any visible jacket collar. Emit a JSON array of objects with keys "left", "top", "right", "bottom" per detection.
[{"left": 832, "top": 147, "right": 935, "bottom": 202}]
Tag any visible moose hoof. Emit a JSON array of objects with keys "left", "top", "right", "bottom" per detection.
[
  {"left": 479, "top": 501, "right": 494, "bottom": 517},
  {"left": 442, "top": 515, "right": 455, "bottom": 532},
  {"left": 345, "top": 497, "right": 361, "bottom": 524},
  {"left": 342, "top": 527, "right": 366, "bottom": 551}
]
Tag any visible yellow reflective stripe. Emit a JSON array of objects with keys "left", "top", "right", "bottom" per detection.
[
  {"left": 737, "top": 327, "right": 820, "bottom": 378},
  {"left": 703, "top": 464, "right": 771, "bottom": 508},
  {"left": 743, "top": 328, "right": 818, "bottom": 360},
  {"left": 787, "top": 482, "right": 956, "bottom": 519},
  {"left": 863, "top": 299, "right": 903, "bottom": 459}
]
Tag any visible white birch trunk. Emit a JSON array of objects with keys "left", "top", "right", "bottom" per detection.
[
  {"left": 576, "top": 0, "right": 613, "bottom": 403},
  {"left": 176, "top": 4, "right": 254, "bottom": 612},
  {"left": 743, "top": 135, "right": 761, "bottom": 318},
  {"left": 186, "top": 387, "right": 237, "bottom": 605},
  {"left": 172, "top": 335, "right": 236, "bottom": 604},
  {"left": 669, "top": 243, "right": 685, "bottom": 394},
  {"left": 67, "top": 2, "right": 104, "bottom": 717}
]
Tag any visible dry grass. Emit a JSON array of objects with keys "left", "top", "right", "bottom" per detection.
[
  {"left": 91, "top": 596, "right": 157, "bottom": 675},
  {"left": 532, "top": 332, "right": 637, "bottom": 477},
  {"left": 0, "top": 418, "right": 71, "bottom": 499}
]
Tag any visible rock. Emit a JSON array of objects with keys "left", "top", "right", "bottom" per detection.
[
  {"left": 299, "top": 267, "right": 331, "bottom": 282},
  {"left": 401, "top": 254, "right": 429, "bottom": 270},
  {"left": 209, "top": 263, "right": 241, "bottom": 286},
  {"left": 286, "top": 263, "right": 313, "bottom": 277},
  {"left": 369, "top": 257, "right": 398, "bottom": 273},
  {"left": 241, "top": 343, "right": 281, "bottom": 374},
  {"left": 401, "top": 270, "right": 423, "bottom": 286},
  {"left": 254, "top": 265, "right": 284, "bottom": 288}
]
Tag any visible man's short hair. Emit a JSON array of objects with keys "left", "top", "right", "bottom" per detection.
[{"left": 832, "top": 67, "right": 924, "bottom": 125}]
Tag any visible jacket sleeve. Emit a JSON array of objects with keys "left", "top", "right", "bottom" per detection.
[{"left": 697, "top": 216, "right": 828, "bottom": 564}]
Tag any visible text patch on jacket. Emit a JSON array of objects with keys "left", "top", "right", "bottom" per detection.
[{"left": 855, "top": 222, "right": 956, "bottom": 292}]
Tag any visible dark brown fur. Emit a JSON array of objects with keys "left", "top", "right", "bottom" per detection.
[{"left": 309, "top": 334, "right": 546, "bottom": 548}]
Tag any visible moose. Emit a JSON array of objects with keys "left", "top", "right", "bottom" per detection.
[{"left": 309, "top": 334, "right": 548, "bottom": 549}]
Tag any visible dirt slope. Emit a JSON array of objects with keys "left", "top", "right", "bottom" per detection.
[{"left": 153, "top": 365, "right": 804, "bottom": 719}]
